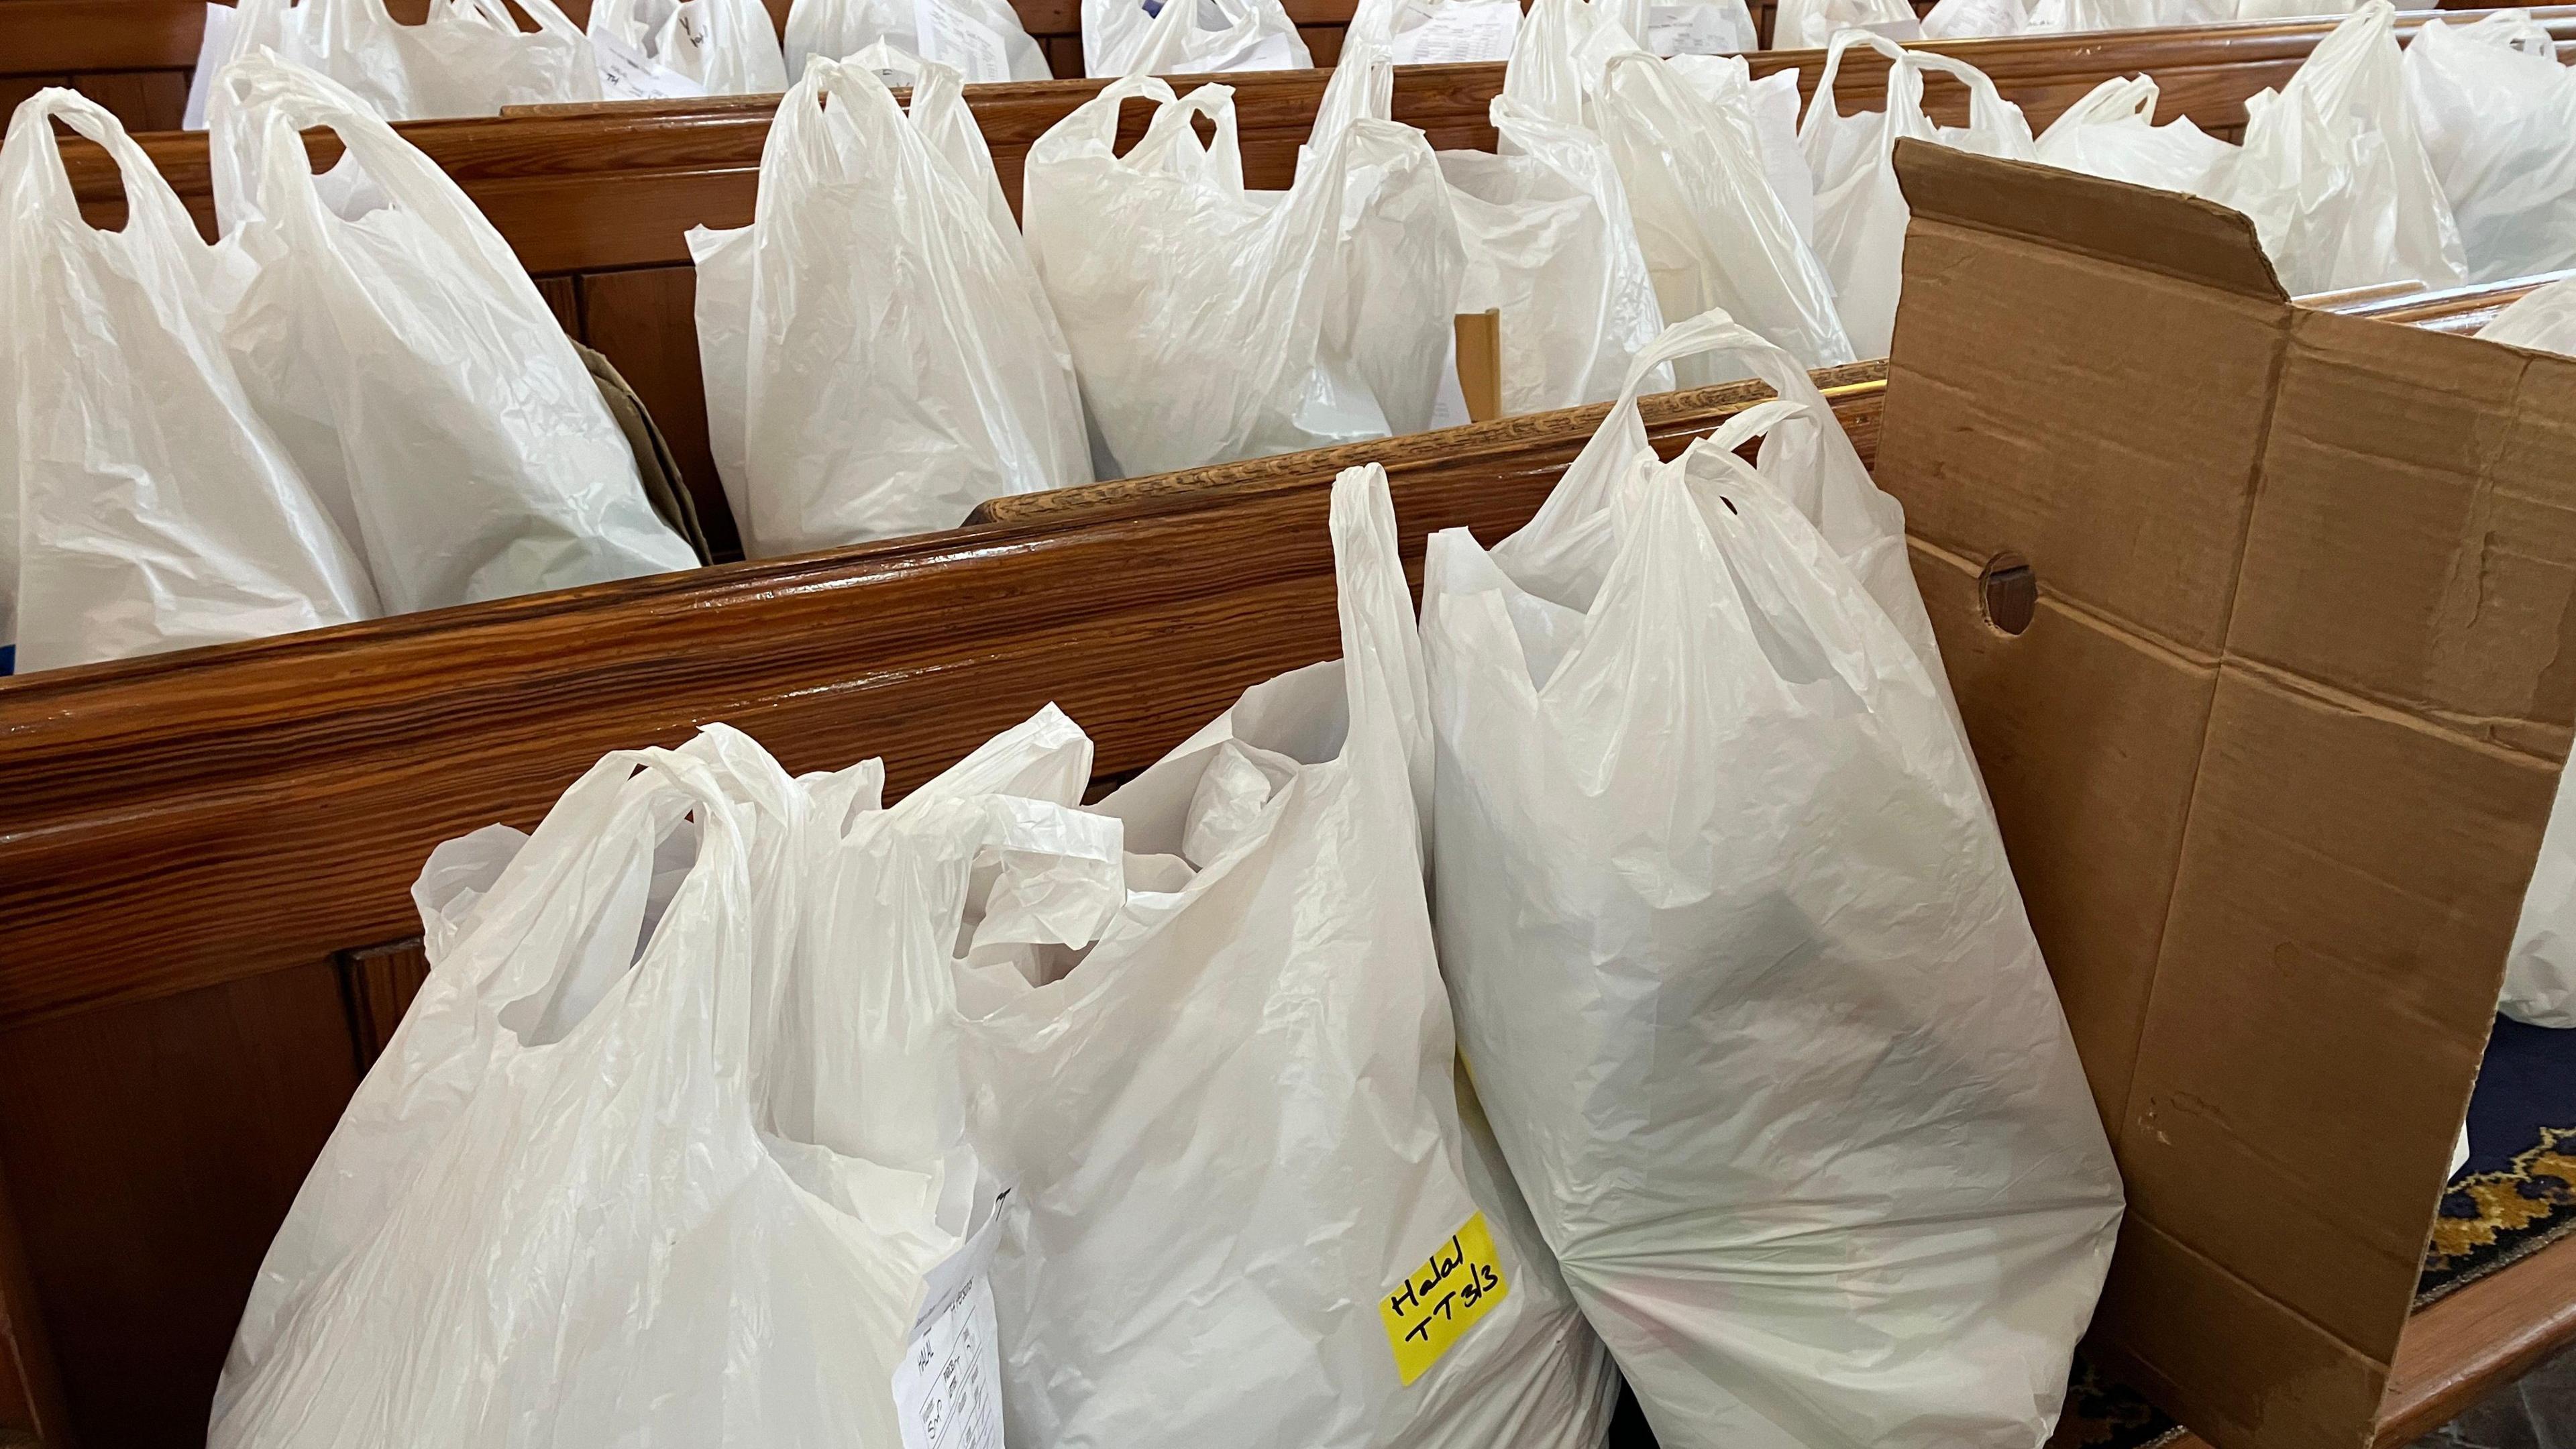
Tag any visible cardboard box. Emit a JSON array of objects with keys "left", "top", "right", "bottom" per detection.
[{"left": 1876, "top": 140, "right": 2576, "bottom": 1449}]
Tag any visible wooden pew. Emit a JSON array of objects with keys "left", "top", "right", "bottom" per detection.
[
  {"left": 0, "top": 268, "right": 2546, "bottom": 1449},
  {"left": 50, "top": 9, "right": 2572, "bottom": 564}
]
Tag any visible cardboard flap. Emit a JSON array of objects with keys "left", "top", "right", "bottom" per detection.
[{"left": 1893, "top": 138, "right": 2288, "bottom": 304}]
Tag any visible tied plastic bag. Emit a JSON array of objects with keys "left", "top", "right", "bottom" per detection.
[
  {"left": 2403, "top": 13, "right": 2576, "bottom": 284},
  {"left": 2033, "top": 75, "right": 2232, "bottom": 195},
  {"left": 1772, "top": 0, "right": 1919, "bottom": 50},
  {"left": 1595, "top": 48, "right": 1856, "bottom": 372},
  {"left": 1421, "top": 321, "right": 2123, "bottom": 1449},
  {"left": 211, "top": 727, "right": 1005, "bottom": 1447},
  {"left": 185, "top": 0, "right": 599, "bottom": 127},
  {"left": 2209, "top": 1, "right": 2465, "bottom": 297},
  {"left": 1083, "top": 0, "right": 1312, "bottom": 77},
  {"left": 687, "top": 56, "right": 1088, "bottom": 557},
  {"left": 1801, "top": 30, "right": 2035, "bottom": 358},
  {"left": 588, "top": 0, "right": 787, "bottom": 99},
  {"left": 209, "top": 55, "right": 696, "bottom": 613},
  {"left": 781, "top": 0, "right": 1052, "bottom": 85},
  {"left": 953, "top": 465, "right": 1621, "bottom": 1449},
  {"left": 0, "top": 90, "right": 375, "bottom": 673},
  {"left": 1438, "top": 99, "right": 1667, "bottom": 414},
  {"left": 1024, "top": 62, "right": 1460, "bottom": 476}
]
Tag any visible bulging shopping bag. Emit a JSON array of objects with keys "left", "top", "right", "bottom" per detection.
[
  {"left": 1801, "top": 30, "right": 2035, "bottom": 358},
  {"left": 688, "top": 56, "right": 1089, "bottom": 557},
  {"left": 212, "top": 726, "right": 1008, "bottom": 1447},
  {"left": 2402, "top": 12, "right": 2576, "bottom": 284},
  {"left": 1420, "top": 317, "right": 2125, "bottom": 1449},
  {"left": 588, "top": 0, "right": 788, "bottom": 99},
  {"left": 1082, "top": 0, "right": 1312, "bottom": 77},
  {"left": 1024, "top": 64, "right": 1460, "bottom": 476},
  {"left": 2032, "top": 74, "right": 2233, "bottom": 196},
  {"left": 1772, "top": 0, "right": 1919, "bottom": 49},
  {"left": 951, "top": 464, "right": 1619, "bottom": 1449},
  {"left": 1920, "top": 0, "right": 2027, "bottom": 41},
  {"left": 186, "top": 0, "right": 600, "bottom": 126},
  {"left": 0, "top": 89, "right": 376, "bottom": 674},
  {"left": 1594, "top": 48, "right": 1856, "bottom": 372},
  {"left": 781, "top": 0, "right": 1052, "bottom": 84},
  {"left": 2209, "top": 1, "right": 2465, "bottom": 296},
  {"left": 1348, "top": 0, "right": 1525, "bottom": 64},
  {"left": 209, "top": 55, "right": 696, "bottom": 613}
]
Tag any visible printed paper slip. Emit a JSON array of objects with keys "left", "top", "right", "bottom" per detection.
[{"left": 1387, "top": 0, "right": 1520, "bottom": 64}]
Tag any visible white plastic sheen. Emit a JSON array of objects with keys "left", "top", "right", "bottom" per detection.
[
  {"left": 953, "top": 466, "right": 1620, "bottom": 1449},
  {"left": 1800, "top": 30, "right": 2034, "bottom": 358},
  {"left": 1594, "top": 48, "right": 1855, "bottom": 372},
  {"left": 2023, "top": 0, "right": 2228, "bottom": 30},
  {"left": 687, "top": 56, "right": 1088, "bottom": 557},
  {"left": 188, "top": 0, "right": 600, "bottom": 126},
  {"left": 1023, "top": 60, "right": 1460, "bottom": 477},
  {"left": 2484, "top": 280, "right": 2576, "bottom": 1027},
  {"left": 1772, "top": 0, "right": 1917, "bottom": 50},
  {"left": 210, "top": 727, "right": 988, "bottom": 1446},
  {"left": 0, "top": 90, "right": 375, "bottom": 672},
  {"left": 588, "top": 0, "right": 788, "bottom": 96},
  {"left": 2402, "top": 13, "right": 2576, "bottom": 284},
  {"left": 1919, "top": 0, "right": 2026, "bottom": 41},
  {"left": 2208, "top": 3, "right": 2464, "bottom": 297},
  {"left": 208, "top": 56, "right": 695, "bottom": 614},
  {"left": 2032, "top": 75, "right": 2233, "bottom": 196},
  {"left": 1421, "top": 313, "right": 2124, "bottom": 1449},
  {"left": 1082, "top": 0, "right": 1313, "bottom": 77},
  {"left": 781, "top": 0, "right": 1051, "bottom": 84}
]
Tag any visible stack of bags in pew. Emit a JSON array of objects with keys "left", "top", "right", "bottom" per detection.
[
  {"left": 688, "top": 0, "right": 2041, "bottom": 555},
  {"left": 2029, "top": 1, "right": 2576, "bottom": 293},
  {"left": 0, "top": 60, "right": 698, "bottom": 674},
  {"left": 209, "top": 321, "right": 2129, "bottom": 1448}
]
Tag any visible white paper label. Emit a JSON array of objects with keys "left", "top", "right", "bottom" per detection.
[
  {"left": 914, "top": 0, "right": 1017, "bottom": 82},
  {"left": 592, "top": 28, "right": 709, "bottom": 101},
  {"left": 1861, "top": 13, "right": 1925, "bottom": 36},
  {"left": 1172, "top": 26, "right": 1299, "bottom": 72},
  {"left": 1387, "top": 0, "right": 1520, "bottom": 63},
  {"left": 1645, "top": 1, "right": 1753, "bottom": 54},
  {"left": 894, "top": 1274, "right": 1001, "bottom": 1449}
]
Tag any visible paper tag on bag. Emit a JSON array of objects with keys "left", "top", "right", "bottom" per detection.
[
  {"left": 1645, "top": 1, "right": 1753, "bottom": 54},
  {"left": 1172, "top": 25, "right": 1299, "bottom": 72},
  {"left": 914, "top": 0, "right": 1017, "bottom": 83},
  {"left": 592, "top": 28, "right": 709, "bottom": 100},
  {"left": 1379, "top": 1211, "right": 1509, "bottom": 1385},
  {"left": 1387, "top": 0, "right": 1520, "bottom": 64},
  {"left": 894, "top": 1191, "right": 1007, "bottom": 1449}
]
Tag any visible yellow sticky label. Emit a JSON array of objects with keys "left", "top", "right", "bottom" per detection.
[{"left": 1380, "top": 1212, "right": 1508, "bottom": 1385}]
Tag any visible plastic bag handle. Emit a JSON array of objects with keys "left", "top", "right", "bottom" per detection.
[
  {"left": 0, "top": 89, "right": 201, "bottom": 246},
  {"left": 1309, "top": 38, "right": 1393, "bottom": 144},
  {"left": 1893, "top": 46, "right": 2016, "bottom": 136},
  {"left": 1330, "top": 464, "right": 1432, "bottom": 845},
  {"left": 1800, "top": 27, "right": 1910, "bottom": 139},
  {"left": 1128, "top": 83, "right": 1244, "bottom": 192}
]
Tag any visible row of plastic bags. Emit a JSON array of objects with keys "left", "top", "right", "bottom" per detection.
[
  {"left": 0, "top": 59, "right": 696, "bottom": 673},
  {"left": 2031, "top": 3, "right": 2576, "bottom": 294},
  {"left": 213, "top": 306, "right": 2125, "bottom": 1449},
  {"left": 684, "top": 0, "right": 2043, "bottom": 556}
]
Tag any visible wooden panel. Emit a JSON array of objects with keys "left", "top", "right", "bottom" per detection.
[
  {"left": 70, "top": 69, "right": 190, "bottom": 131},
  {"left": 535, "top": 272, "right": 582, "bottom": 335},
  {"left": 578, "top": 264, "right": 741, "bottom": 559},
  {"left": 337, "top": 939, "right": 429, "bottom": 1068},
  {"left": 1301, "top": 23, "right": 1345, "bottom": 65},
  {"left": 0, "top": 963, "right": 360, "bottom": 1449},
  {"left": 0, "top": 1157, "right": 71, "bottom": 1449},
  {"left": 0, "top": 76, "right": 70, "bottom": 117},
  {"left": 1, "top": 0, "right": 206, "bottom": 76}
]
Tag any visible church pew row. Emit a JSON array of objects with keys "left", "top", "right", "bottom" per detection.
[
  {"left": 52, "top": 8, "right": 2576, "bottom": 564},
  {"left": 0, "top": 262, "right": 2550, "bottom": 1449}
]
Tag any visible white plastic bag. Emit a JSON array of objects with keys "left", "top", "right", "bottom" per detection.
[
  {"left": 1438, "top": 103, "right": 1667, "bottom": 413},
  {"left": 186, "top": 0, "right": 600, "bottom": 126},
  {"left": 1024, "top": 67, "right": 1459, "bottom": 476},
  {"left": 1595, "top": 48, "right": 1856, "bottom": 371},
  {"left": 1421, "top": 319, "right": 2123, "bottom": 1449},
  {"left": 588, "top": 0, "right": 787, "bottom": 99},
  {"left": 212, "top": 727, "right": 985, "bottom": 1447},
  {"left": 209, "top": 55, "right": 696, "bottom": 613},
  {"left": 1920, "top": 0, "right": 2025, "bottom": 40},
  {"left": 1082, "top": 0, "right": 1311, "bottom": 77},
  {"left": 954, "top": 464, "right": 1621, "bottom": 1449},
  {"left": 2480, "top": 275, "right": 2576, "bottom": 357},
  {"left": 1801, "top": 30, "right": 2035, "bottom": 358},
  {"left": 1670, "top": 57, "right": 1813, "bottom": 239},
  {"left": 2022, "top": 0, "right": 2226, "bottom": 30},
  {"left": 1349, "top": 0, "right": 1525, "bottom": 63},
  {"left": 2209, "top": 2, "right": 2465, "bottom": 297},
  {"left": 2033, "top": 74, "right": 2232, "bottom": 195},
  {"left": 1772, "top": 0, "right": 1919, "bottom": 50},
  {"left": 687, "top": 56, "right": 1088, "bottom": 557},
  {"left": 1635, "top": 0, "right": 1758, "bottom": 55},
  {"left": 781, "top": 0, "right": 1051, "bottom": 85},
  {"left": 0, "top": 89, "right": 376, "bottom": 673},
  {"left": 2403, "top": 13, "right": 2576, "bottom": 284}
]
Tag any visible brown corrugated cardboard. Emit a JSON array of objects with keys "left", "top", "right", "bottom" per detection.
[{"left": 1877, "top": 139, "right": 2576, "bottom": 1449}]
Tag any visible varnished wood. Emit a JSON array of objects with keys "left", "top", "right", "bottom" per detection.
[
  {"left": 335, "top": 941, "right": 429, "bottom": 1069},
  {"left": 0, "top": 1161, "right": 71, "bottom": 1449}
]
